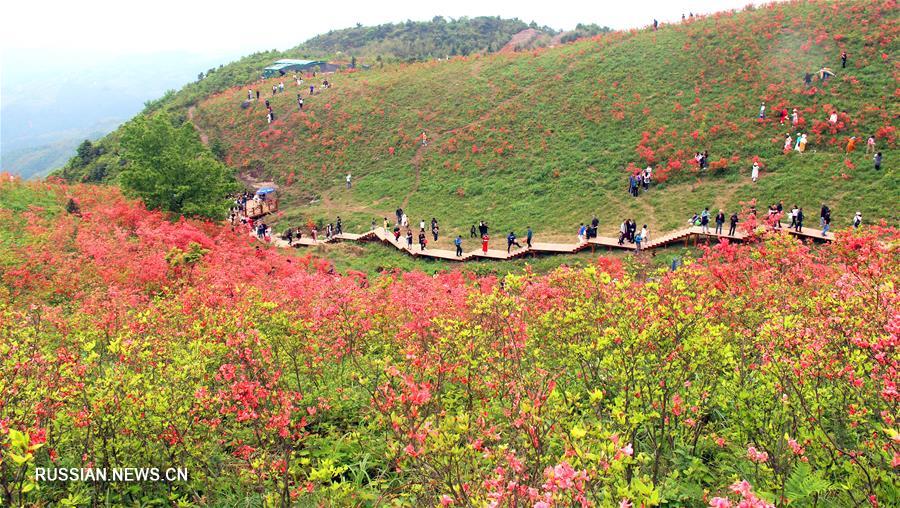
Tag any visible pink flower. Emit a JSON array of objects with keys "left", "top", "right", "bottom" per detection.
[
  {"left": 730, "top": 480, "right": 753, "bottom": 497},
  {"left": 710, "top": 498, "right": 732, "bottom": 508},
  {"left": 440, "top": 494, "right": 454, "bottom": 506},
  {"left": 747, "top": 446, "right": 768, "bottom": 463},
  {"left": 619, "top": 499, "right": 633, "bottom": 508},
  {"left": 534, "top": 502, "right": 551, "bottom": 508}
]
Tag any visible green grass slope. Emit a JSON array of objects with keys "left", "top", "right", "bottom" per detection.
[{"left": 194, "top": 0, "right": 897, "bottom": 244}]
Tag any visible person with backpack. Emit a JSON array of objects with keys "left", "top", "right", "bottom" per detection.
[
  {"left": 728, "top": 212, "right": 739, "bottom": 236},
  {"left": 526, "top": 226, "right": 533, "bottom": 248},
  {"left": 507, "top": 232, "right": 522, "bottom": 253},
  {"left": 454, "top": 235, "right": 463, "bottom": 256},
  {"left": 822, "top": 209, "right": 832, "bottom": 237},
  {"left": 715, "top": 210, "right": 725, "bottom": 235}
]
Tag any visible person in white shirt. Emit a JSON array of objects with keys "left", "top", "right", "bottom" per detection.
[
  {"left": 346, "top": 173, "right": 352, "bottom": 189},
  {"left": 829, "top": 111, "right": 838, "bottom": 124},
  {"left": 751, "top": 162, "right": 760, "bottom": 182}
]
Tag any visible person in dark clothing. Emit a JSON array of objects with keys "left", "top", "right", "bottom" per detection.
[
  {"left": 432, "top": 224, "right": 439, "bottom": 242},
  {"left": 653, "top": 19, "right": 658, "bottom": 30},
  {"left": 795, "top": 208, "right": 804, "bottom": 232},
  {"left": 393, "top": 225, "right": 401, "bottom": 241},
  {"left": 396, "top": 208, "right": 403, "bottom": 225},
  {"left": 470, "top": 224, "right": 477, "bottom": 238},
  {"left": 590, "top": 217, "right": 600, "bottom": 238},
  {"left": 728, "top": 213, "right": 739, "bottom": 236},
  {"left": 507, "top": 232, "right": 522, "bottom": 253},
  {"left": 285, "top": 228, "right": 294, "bottom": 245},
  {"left": 841, "top": 51, "right": 848, "bottom": 68},
  {"left": 265, "top": 99, "right": 270, "bottom": 108},
  {"left": 418, "top": 231, "right": 427, "bottom": 250},
  {"left": 822, "top": 210, "right": 832, "bottom": 237},
  {"left": 454, "top": 235, "right": 463, "bottom": 256},
  {"left": 526, "top": 226, "right": 533, "bottom": 247},
  {"left": 715, "top": 210, "right": 725, "bottom": 235},
  {"left": 256, "top": 90, "right": 260, "bottom": 100},
  {"left": 628, "top": 219, "right": 637, "bottom": 243},
  {"left": 804, "top": 73, "right": 813, "bottom": 87},
  {"left": 874, "top": 152, "right": 882, "bottom": 170},
  {"left": 406, "top": 230, "right": 413, "bottom": 247},
  {"left": 820, "top": 204, "right": 830, "bottom": 228},
  {"left": 336, "top": 217, "right": 342, "bottom": 235}
]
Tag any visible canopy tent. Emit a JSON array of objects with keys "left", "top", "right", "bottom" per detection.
[{"left": 256, "top": 187, "right": 277, "bottom": 195}]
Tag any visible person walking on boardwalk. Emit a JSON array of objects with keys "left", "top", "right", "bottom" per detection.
[
  {"left": 336, "top": 216, "right": 343, "bottom": 235},
  {"left": 822, "top": 208, "right": 832, "bottom": 237},
  {"left": 715, "top": 210, "right": 725, "bottom": 235},
  {"left": 455, "top": 235, "right": 463, "bottom": 257},
  {"left": 311, "top": 225, "right": 318, "bottom": 241},
  {"left": 635, "top": 229, "right": 643, "bottom": 251},
  {"left": 577, "top": 223, "right": 587, "bottom": 243},
  {"left": 618, "top": 220, "right": 627, "bottom": 245},
  {"left": 470, "top": 224, "right": 477, "bottom": 238},
  {"left": 526, "top": 226, "right": 533, "bottom": 248},
  {"left": 640, "top": 224, "right": 649, "bottom": 244},
  {"left": 383, "top": 217, "right": 389, "bottom": 229},
  {"left": 406, "top": 229, "right": 413, "bottom": 248},
  {"left": 853, "top": 211, "right": 862, "bottom": 229},
  {"left": 591, "top": 216, "right": 600, "bottom": 238},
  {"left": 776, "top": 201, "right": 784, "bottom": 229},
  {"left": 789, "top": 205, "right": 799, "bottom": 229},
  {"left": 700, "top": 207, "right": 710, "bottom": 234},
  {"left": 507, "top": 232, "right": 522, "bottom": 253},
  {"left": 795, "top": 208, "right": 804, "bottom": 232},
  {"left": 401, "top": 213, "right": 409, "bottom": 228},
  {"left": 418, "top": 231, "right": 427, "bottom": 250},
  {"left": 481, "top": 234, "right": 489, "bottom": 254},
  {"left": 393, "top": 225, "right": 401, "bottom": 241},
  {"left": 820, "top": 204, "right": 830, "bottom": 228},
  {"left": 728, "top": 212, "right": 739, "bottom": 236},
  {"left": 431, "top": 223, "right": 439, "bottom": 242},
  {"left": 628, "top": 219, "right": 637, "bottom": 243}
]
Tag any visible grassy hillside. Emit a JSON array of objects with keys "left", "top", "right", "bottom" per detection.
[{"left": 191, "top": 0, "right": 896, "bottom": 245}]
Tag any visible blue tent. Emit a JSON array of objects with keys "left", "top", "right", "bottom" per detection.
[{"left": 257, "top": 188, "right": 276, "bottom": 195}]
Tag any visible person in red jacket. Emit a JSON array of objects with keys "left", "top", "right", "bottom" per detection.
[{"left": 481, "top": 234, "right": 489, "bottom": 254}]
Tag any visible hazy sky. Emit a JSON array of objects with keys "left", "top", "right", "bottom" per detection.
[{"left": 1, "top": 0, "right": 765, "bottom": 54}]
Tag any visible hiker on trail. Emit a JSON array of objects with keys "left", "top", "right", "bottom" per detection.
[
  {"left": 715, "top": 210, "right": 725, "bottom": 235},
  {"left": 507, "top": 232, "right": 522, "bottom": 253},
  {"left": 653, "top": 19, "right": 658, "bottom": 30},
  {"left": 418, "top": 231, "right": 427, "bottom": 250},
  {"left": 455, "top": 235, "right": 463, "bottom": 256},
  {"left": 267, "top": 111, "right": 273, "bottom": 124},
  {"left": 789, "top": 205, "right": 799, "bottom": 229},
  {"left": 776, "top": 201, "right": 784, "bottom": 229},
  {"left": 642, "top": 171, "right": 650, "bottom": 191},
  {"left": 829, "top": 111, "right": 838, "bottom": 124},
  {"left": 265, "top": 99, "right": 270, "bottom": 109},
  {"left": 791, "top": 108, "right": 799, "bottom": 126},
  {"left": 432, "top": 223, "right": 439, "bottom": 242},
  {"left": 846, "top": 136, "right": 857, "bottom": 153},
  {"left": 396, "top": 208, "right": 403, "bottom": 225},
  {"left": 822, "top": 209, "right": 832, "bottom": 237},
  {"left": 431, "top": 217, "right": 438, "bottom": 230},
  {"left": 784, "top": 134, "right": 793, "bottom": 152},
  {"left": 797, "top": 134, "right": 808, "bottom": 153},
  {"left": 795, "top": 208, "right": 804, "bottom": 232},
  {"left": 841, "top": 51, "right": 848, "bottom": 68},
  {"left": 758, "top": 102, "right": 766, "bottom": 119},
  {"left": 393, "top": 225, "right": 401, "bottom": 241},
  {"left": 285, "top": 228, "right": 294, "bottom": 245},
  {"left": 751, "top": 161, "right": 760, "bottom": 182},
  {"left": 346, "top": 173, "right": 352, "bottom": 189},
  {"left": 248, "top": 90, "right": 253, "bottom": 101},
  {"left": 336, "top": 217, "right": 343, "bottom": 235},
  {"left": 618, "top": 220, "right": 627, "bottom": 245},
  {"left": 470, "top": 224, "right": 477, "bottom": 238},
  {"left": 383, "top": 217, "right": 389, "bottom": 229},
  {"left": 577, "top": 223, "right": 587, "bottom": 243},
  {"left": 279, "top": 82, "right": 285, "bottom": 93},
  {"left": 853, "top": 211, "right": 862, "bottom": 229},
  {"left": 405, "top": 229, "right": 413, "bottom": 247},
  {"left": 421, "top": 131, "right": 428, "bottom": 146},
  {"left": 481, "top": 234, "right": 489, "bottom": 254},
  {"left": 401, "top": 213, "right": 409, "bottom": 228},
  {"left": 479, "top": 221, "right": 488, "bottom": 237},
  {"left": 729, "top": 212, "right": 739, "bottom": 236},
  {"left": 297, "top": 96, "right": 304, "bottom": 110},
  {"left": 700, "top": 208, "right": 710, "bottom": 234},
  {"left": 635, "top": 229, "right": 643, "bottom": 251},
  {"left": 641, "top": 225, "right": 649, "bottom": 243},
  {"left": 371, "top": 219, "right": 376, "bottom": 231},
  {"left": 874, "top": 152, "right": 883, "bottom": 170},
  {"left": 272, "top": 85, "right": 277, "bottom": 96},
  {"left": 866, "top": 135, "right": 876, "bottom": 153},
  {"left": 526, "top": 226, "right": 533, "bottom": 247},
  {"left": 628, "top": 174, "right": 636, "bottom": 196},
  {"left": 419, "top": 219, "right": 426, "bottom": 232},
  {"left": 820, "top": 204, "right": 830, "bottom": 227}
]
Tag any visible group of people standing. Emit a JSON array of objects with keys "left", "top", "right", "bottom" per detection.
[
  {"left": 628, "top": 166, "right": 653, "bottom": 197},
  {"left": 617, "top": 220, "right": 650, "bottom": 250}
]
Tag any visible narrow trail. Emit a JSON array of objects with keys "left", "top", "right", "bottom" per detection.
[
  {"left": 402, "top": 143, "right": 426, "bottom": 209},
  {"left": 186, "top": 106, "right": 210, "bottom": 146}
]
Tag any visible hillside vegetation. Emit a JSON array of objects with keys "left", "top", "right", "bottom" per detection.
[
  {"left": 1, "top": 178, "right": 898, "bottom": 506},
  {"left": 185, "top": 0, "right": 896, "bottom": 244}
]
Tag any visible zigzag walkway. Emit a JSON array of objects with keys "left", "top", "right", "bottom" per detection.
[{"left": 258, "top": 225, "right": 834, "bottom": 262}]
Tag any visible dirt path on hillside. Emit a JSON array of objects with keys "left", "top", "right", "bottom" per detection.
[
  {"left": 401, "top": 143, "right": 426, "bottom": 209},
  {"left": 187, "top": 106, "right": 210, "bottom": 146}
]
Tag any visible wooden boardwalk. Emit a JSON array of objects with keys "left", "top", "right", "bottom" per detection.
[{"left": 256, "top": 225, "right": 835, "bottom": 262}]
